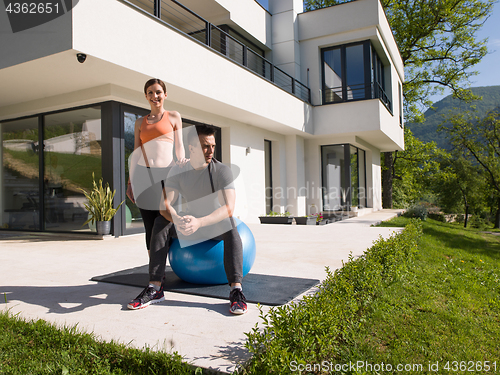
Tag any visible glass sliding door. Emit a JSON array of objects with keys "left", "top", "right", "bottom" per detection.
[
  {"left": 350, "top": 145, "right": 359, "bottom": 207},
  {"left": 321, "top": 144, "right": 367, "bottom": 211},
  {"left": 123, "top": 109, "right": 148, "bottom": 233},
  {"left": 321, "top": 144, "right": 347, "bottom": 211},
  {"left": 358, "top": 149, "right": 366, "bottom": 208},
  {"left": 1, "top": 117, "right": 40, "bottom": 230},
  {"left": 43, "top": 106, "right": 102, "bottom": 232}
]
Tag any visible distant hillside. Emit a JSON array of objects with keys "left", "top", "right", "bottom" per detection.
[{"left": 407, "top": 86, "right": 500, "bottom": 149}]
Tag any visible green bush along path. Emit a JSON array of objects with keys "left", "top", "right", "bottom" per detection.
[{"left": 240, "top": 218, "right": 499, "bottom": 374}]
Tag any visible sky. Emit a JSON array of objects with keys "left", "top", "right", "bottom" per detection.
[
  {"left": 428, "top": 1, "right": 500, "bottom": 104},
  {"left": 256, "top": 0, "right": 500, "bottom": 105}
]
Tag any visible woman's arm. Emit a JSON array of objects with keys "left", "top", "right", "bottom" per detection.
[
  {"left": 169, "top": 111, "right": 186, "bottom": 162},
  {"left": 126, "top": 117, "right": 144, "bottom": 202}
]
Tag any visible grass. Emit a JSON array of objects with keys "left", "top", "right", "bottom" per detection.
[
  {"left": 0, "top": 310, "right": 207, "bottom": 375},
  {"left": 337, "top": 217, "right": 500, "bottom": 374}
]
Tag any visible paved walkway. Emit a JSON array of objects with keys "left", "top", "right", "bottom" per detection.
[{"left": 0, "top": 209, "right": 403, "bottom": 373}]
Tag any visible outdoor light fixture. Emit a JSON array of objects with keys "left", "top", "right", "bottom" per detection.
[{"left": 246, "top": 146, "right": 251, "bottom": 155}]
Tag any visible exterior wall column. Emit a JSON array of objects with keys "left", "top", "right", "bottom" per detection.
[
  {"left": 370, "top": 150, "right": 382, "bottom": 210},
  {"left": 285, "top": 134, "right": 306, "bottom": 217},
  {"left": 269, "top": 0, "right": 302, "bottom": 80},
  {"left": 0, "top": 125, "right": 3, "bottom": 224}
]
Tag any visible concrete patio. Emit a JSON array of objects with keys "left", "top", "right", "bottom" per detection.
[{"left": 0, "top": 209, "right": 403, "bottom": 373}]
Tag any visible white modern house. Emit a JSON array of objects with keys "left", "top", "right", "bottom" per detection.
[{"left": 0, "top": 0, "right": 404, "bottom": 236}]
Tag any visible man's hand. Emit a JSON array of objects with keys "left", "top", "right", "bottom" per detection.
[
  {"left": 176, "top": 158, "right": 190, "bottom": 167},
  {"left": 177, "top": 215, "right": 202, "bottom": 236}
]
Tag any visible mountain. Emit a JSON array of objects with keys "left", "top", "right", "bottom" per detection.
[{"left": 407, "top": 86, "right": 500, "bottom": 149}]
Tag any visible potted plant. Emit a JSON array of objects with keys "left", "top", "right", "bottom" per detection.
[
  {"left": 259, "top": 211, "right": 293, "bottom": 224},
  {"left": 80, "top": 173, "right": 124, "bottom": 235},
  {"left": 295, "top": 215, "right": 316, "bottom": 225},
  {"left": 314, "top": 213, "right": 329, "bottom": 225}
]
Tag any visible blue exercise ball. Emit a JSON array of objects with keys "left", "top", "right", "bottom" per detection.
[{"left": 168, "top": 218, "right": 256, "bottom": 284}]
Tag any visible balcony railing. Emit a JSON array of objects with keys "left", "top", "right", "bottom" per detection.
[
  {"left": 123, "top": 0, "right": 311, "bottom": 103},
  {"left": 323, "top": 82, "right": 392, "bottom": 112},
  {"left": 373, "top": 82, "right": 392, "bottom": 112}
]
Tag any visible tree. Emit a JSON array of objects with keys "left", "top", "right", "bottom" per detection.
[
  {"left": 304, "top": 0, "right": 494, "bottom": 207},
  {"left": 382, "top": 127, "right": 442, "bottom": 208},
  {"left": 442, "top": 110, "right": 500, "bottom": 228},
  {"left": 431, "top": 151, "right": 488, "bottom": 227}
]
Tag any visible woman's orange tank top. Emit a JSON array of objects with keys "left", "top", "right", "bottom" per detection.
[{"left": 139, "top": 111, "right": 175, "bottom": 144}]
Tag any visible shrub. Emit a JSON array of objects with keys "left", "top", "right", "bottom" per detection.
[
  {"left": 241, "top": 219, "right": 423, "bottom": 374},
  {"left": 428, "top": 212, "right": 446, "bottom": 222},
  {"left": 403, "top": 205, "right": 428, "bottom": 220},
  {"left": 468, "top": 215, "right": 490, "bottom": 230}
]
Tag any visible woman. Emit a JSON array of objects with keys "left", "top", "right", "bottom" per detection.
[{"left": 127, "top": 78, "right": 187, "bottom": 254}]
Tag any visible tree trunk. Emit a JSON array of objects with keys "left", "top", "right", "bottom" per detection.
[
  {"left": 495, "top": 197, "right": 500, "bottom": 229},
  {"left": 382, "top": 152, "right": 393, "bottom": 209}
]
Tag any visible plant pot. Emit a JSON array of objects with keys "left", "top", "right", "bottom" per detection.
[
  {"left": 316, "top": 219, "right": 329, "bottom": 225},
  {"left": 295, "top": 217, "right": 316, "bottom": 225},
  {"left": 259, "top": 216, "right": 293, "bottom": 225},
  {"left": 96, "top": 221, "right": 111, "bottom": 235}
]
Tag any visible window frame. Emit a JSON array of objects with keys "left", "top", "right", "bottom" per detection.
[{"left": 321, "top": 40, "right": 391, "bottom": 112}]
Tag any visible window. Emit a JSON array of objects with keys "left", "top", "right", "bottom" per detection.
[
  {"left": 1, "top": 117, "right": 40, "bottom": 230},
  {"left": 0, "top": 106, "right": 102, "bottom": 232},
  {"left": 398, "top": 82, "right": 403, "bottom": 127},
  {"left": 322, "top": 41, "right": 392, "bottom": 111},
  {"left": 43, "top": 106, "right": 102, "bottom": 232},
  {"left": 321, "top": 144, "right": 367, "bottom": 211}
]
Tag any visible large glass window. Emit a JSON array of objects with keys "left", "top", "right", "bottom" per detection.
[
  {"left": 345, "top": 44, "right": 366, "bottom": 100},
  {"left": 123, "top": 110, "right": 146, "bottom": 232},
  {"left": 43, "top": 106, "right": 102, "bottom": 232},
  {"left": 323, "top": 48, "right": 343, "bottom": 103},
  {"left": 322, "top": 41, "right": 392, "bottom": 110},
  {"left": 321, "top": 145, "right": 347, "bottom": 211},
  {"left": 1, "top": 117, "right": 40, "bottom": 230},
  {"left": 321, "top": 144, "right": 367, "bottom": 211}
]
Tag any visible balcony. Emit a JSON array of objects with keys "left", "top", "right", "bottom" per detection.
[
  {"left": 123, "top": 0, "right": 311, "bottom": 102},
  {"left": 323, "top": 82, "right": 392, "bottom": 113}
]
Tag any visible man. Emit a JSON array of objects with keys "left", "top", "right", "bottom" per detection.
[{"left": 127, "top": 125, "right": 247, "bottom": 315}]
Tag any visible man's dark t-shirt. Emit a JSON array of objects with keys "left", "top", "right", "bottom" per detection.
[{"left": 164, "top": 159, "right": 235, "bottom": 243}]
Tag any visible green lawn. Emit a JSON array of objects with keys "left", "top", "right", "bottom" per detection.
[
  {"left": 336, "top": 218, "right": 500, "bottom": 374},
  {"left": 0, "top": 310, "right": 206, "bottom": 375}
]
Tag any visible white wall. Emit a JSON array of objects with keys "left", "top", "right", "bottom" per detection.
[
  {"left": 313, "top": 100, "right": 404, "bottom": 151},
  {"left": 269, "top": 0, "right": 303, "bottom": 79},
  {"left": 213, "top": 0, "right": 272, "bottom": 48},
  {"left": 216, "top": 120, "right": 291, "bottom": 223}
]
